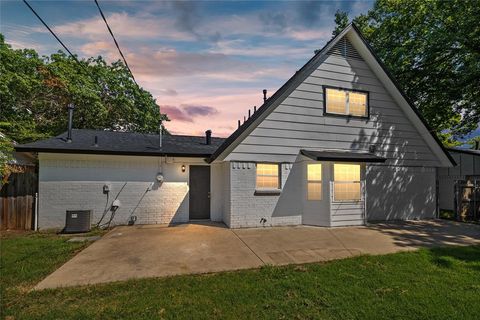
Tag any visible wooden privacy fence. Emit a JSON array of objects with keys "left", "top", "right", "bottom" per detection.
[
  {"left": 0, "top": 167, "right": 38, "bottom": 230},
  {"left": 454, "top": 177, "right": 480, "bottom": 222}
]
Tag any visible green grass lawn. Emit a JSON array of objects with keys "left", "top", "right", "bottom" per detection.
[{"left": 1, "top": 232, "right": 480, "bottom": 320}]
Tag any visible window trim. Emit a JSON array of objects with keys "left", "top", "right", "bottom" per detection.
[
  {"left": 307, "top": 163, "right": 322, "bottom": 201},
  {"left": 255, "top": 163, "right": 281, "bottom": 191},
  {"left": 332, "top": 163, "right": 363, "bottom": 202},
  {"left": 323, "top": 85, "right": 370, "bottom": 119}
]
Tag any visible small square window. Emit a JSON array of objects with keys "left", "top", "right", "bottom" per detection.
[
  {"left": 256, "top": 163, "right": 280, "bottom": 189},
  {"left": 349, "top": 92, "right": 368, "bottom": 117},
  {"left": 325, "top": 89, "right": 347, "bottom": 114}
]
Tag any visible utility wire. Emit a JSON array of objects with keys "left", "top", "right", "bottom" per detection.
[
  {"left": 94, "top": 0, "right": 137, "bottom": 84},
  {"left": 22, "top": 0, "right": 85, "bottom": 69}
]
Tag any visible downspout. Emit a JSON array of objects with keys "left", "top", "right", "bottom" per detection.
[
  {"left": 435, "top": 167, "right": 440, "bottom": 219},
  {"left": 159, "top": 120, "right": 162, "bottom": 148},
  {"left": 34, "top": 192, "right": 39, "bottom": 231},
  {"left": 363, "top": 180, "right": 368, "bottom": 226}
]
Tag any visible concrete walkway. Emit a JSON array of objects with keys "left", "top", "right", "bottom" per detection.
[{"left": 35, "top": 220, "right": 480, "bottom": 289}]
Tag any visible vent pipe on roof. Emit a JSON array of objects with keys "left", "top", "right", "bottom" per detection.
[
  {"left": 263, "top": 89, "right": 267, "bottom": 103},
  {"left": 248, "top": 109, "right": 251, "bottom": 118},
  {"left": 238, "top": 120, "right": 241, "bottom": 128},
  {"left": 66, "top": 103, "right": 74, "bottom": 143},
  {"left": 159, "top": 120, "right": 163, "bottom": 148},
  {"left": 205, "top": 130, "right": 212, "bottom": 145},
  {"left": 254, "top": 106, "right": 257, "bottom": 113},
  {"left": 475, "top": 140, "right": 479, "bottom": 150}
]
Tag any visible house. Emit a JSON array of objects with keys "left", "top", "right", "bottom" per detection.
[
  {"left": 437, "top": 148, "right": 480, "bottom": 214},
  {"left": 15, "top": 24, "right": 455, "bottom": 230}
]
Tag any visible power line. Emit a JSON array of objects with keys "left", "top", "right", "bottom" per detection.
[
  {"left": 22, "top": 0, "right": 84, "bottom": 69},
  {"left": 94, "top": 0, "right": 137, "bottom": 84}
]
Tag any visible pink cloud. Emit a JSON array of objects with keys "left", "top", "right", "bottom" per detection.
[
  {"left": 159, "top": 90, "right": 268, "bottom": 137},
  {"left": 161, "top": 105, "right": 191, "bottom": 122},
  {"left": 160, "top": 104, "right": 219, "bottom": 123}
]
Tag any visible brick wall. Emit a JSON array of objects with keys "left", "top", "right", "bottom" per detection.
[
  {"left": 38, "top": 153, "right": 206, "bottom": 229},
  {"left": 228, "top": 162, "right": 302, "bottom": 228}
]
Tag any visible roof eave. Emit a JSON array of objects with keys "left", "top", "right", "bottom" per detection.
[{"left": 14, "top": 146, "right": 213, "bottom": 158}]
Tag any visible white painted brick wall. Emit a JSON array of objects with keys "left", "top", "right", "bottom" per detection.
[
  {"left": 228, "top": 162, "right": 302, "bottom": 228},
  {"left": 38, "top": 153, "right": 205, "bottom": 229}
]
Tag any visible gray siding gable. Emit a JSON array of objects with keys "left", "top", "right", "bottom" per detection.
[
  {"left": 225, "top": 38, "right": 439, "bottom": 167},
  {"left": 212, "top": 24, "right": 454, "bottom": 167}
]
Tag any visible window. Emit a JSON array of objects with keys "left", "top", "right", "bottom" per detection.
[
  {"left": 256, "top": 163, "right": 280, "bottom": 189},
  {"left": 325, "top": 87, "right": 368, "bottom": 117},
  {"left": 333, "top": 163, "right": 361, "bottom": 201},
  {"left": 307, "top": 164, "right": 322, "bottom": 200}
]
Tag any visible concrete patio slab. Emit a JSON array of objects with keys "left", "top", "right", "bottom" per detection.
[
  {"left": 35, "top": 220, "right": 480, "bottom": 290},
  {"left": 35, "top": 222, "right": 263, "bottom": 289}
]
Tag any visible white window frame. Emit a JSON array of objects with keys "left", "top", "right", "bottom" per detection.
[
  {"left": 255, "top": 163, "right": 281, "bottom": 190},
  {"left": 331, "top": 163, "right": 364, "bottom": 202},
  {"left": 307, "top": 163, "right": 322, "bottom": 201},
  {"left": 324, "top": 87, "right": 369, "bottom": 118}
]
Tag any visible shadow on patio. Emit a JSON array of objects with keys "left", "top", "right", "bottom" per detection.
[{"left": 368, "top": 220, "right": 480, "bottom": 248}]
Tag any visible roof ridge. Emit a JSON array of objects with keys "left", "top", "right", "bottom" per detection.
[{"left": 63, "top": 129, "right": 224, "bottom": 140}]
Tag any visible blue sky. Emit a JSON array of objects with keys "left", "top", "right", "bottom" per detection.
[{"left": 1, "top": 0, "right": 375, "bottom": 136}]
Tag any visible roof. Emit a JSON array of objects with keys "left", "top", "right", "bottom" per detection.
[
  {"left": 448, "top": 147, "right": 480, "bottom": 156},
  {"left": 15, "top": 129, "right": 225, "bottom": 157},
  {"left": 208, "top": 23, "right": 455, "bottom": 167},
  {"left": 300, "top": 149, "right": 387, "bottom": 163}
]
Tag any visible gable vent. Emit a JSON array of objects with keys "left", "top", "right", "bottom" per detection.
[{"left": 327, "top": 37, "right": 363, "bottom": 60}]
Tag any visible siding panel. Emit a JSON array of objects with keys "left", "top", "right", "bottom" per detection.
[
  {"left": 251, "top": 128, "right": 430, "bottom": 147},
  {"left": 227, "top": 49, "right": 439, "bottom": 166}
]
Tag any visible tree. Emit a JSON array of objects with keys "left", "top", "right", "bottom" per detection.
[
  {"left": 467, "top": 136, "right": 480, "bottom": 150},
  {"left": 334, "top": 0, "right": 480, "bottom": 146},
  {"left": 0, "top": 34, "right": 168, "bottom": 144},
  {"left": 0, "top": 133, "right": 13, "bottom": 184},
  {"left": 332, "top": 10, "right": 349, "bottom": 37},
  {"left": 0, "top": 34, "right": 168, "bottom": 179}
]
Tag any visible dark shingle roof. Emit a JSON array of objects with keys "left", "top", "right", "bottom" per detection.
[{"left": 15, "top": 129, "right": 225, "bottom": 157}]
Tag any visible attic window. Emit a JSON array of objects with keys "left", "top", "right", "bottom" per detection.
[{"left": 324, "top": 87, "right": 369, "bottom": 118}]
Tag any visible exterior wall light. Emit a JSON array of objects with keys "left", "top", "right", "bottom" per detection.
[{"left": 181, "top": 164, "right": 186, "bottom": 173}]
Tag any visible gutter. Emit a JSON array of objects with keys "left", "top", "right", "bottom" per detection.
[{"left": 14, "top": 146, "right": 214, "bottom": 158}]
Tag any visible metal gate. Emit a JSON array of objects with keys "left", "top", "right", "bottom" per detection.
[{"left": 454, "top": 177, "right": 480, "bottom": 221}]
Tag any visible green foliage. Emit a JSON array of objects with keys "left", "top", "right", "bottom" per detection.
[
  {"left": 467, "top": 136, "right": 480, "bottom": 150},
  {"left": 0, "top": 132, "right": 14, "bottom": 182},
  {"left": 334, "top": 0, "right": 480, "bottom": 144},
  {"left": 0, "top": 34, "right": 168, "bottom": 145},
  {"left": 332, "top": 10, "right": 349, "bottom": 37}
]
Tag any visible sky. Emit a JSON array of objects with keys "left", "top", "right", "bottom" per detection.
[{"left": 1, "top": 0, "right": 375, "bottom": 137}]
